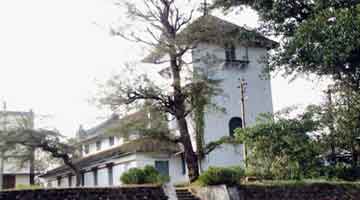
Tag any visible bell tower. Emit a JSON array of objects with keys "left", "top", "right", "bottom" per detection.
[{"left": 190, "top": 16, "right": 275, "bottom": 170}]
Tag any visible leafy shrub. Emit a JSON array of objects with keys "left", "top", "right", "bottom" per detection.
[
  {"left": 120, "top": 165, "right": 169, "bottom": 184},
  {"left": 121, "top": 168, "right": 146, "bottom": 184},
  {"left": 321, "top": 164, "right": 360, "bottom": 181},
  {"left": 198, "top": 166, "right": 245, "bottom": 186},
  {"left": 338, "top": 167, "right": 360, "bottom": 181},
  {"left": 244, "top": 167, "right": 274, "bottom": 180}
]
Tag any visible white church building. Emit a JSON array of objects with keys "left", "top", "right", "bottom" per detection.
[{"left": 40, "top": 15, "right": 276, "bottom": 187}]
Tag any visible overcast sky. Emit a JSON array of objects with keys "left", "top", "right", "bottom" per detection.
[{"left": 0, "top": 0, "right": 328, "bottom": 137}]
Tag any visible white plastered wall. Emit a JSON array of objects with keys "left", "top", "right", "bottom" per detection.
[
  {"left": 192, "top": 43, "right": 273, "bottom": 170},
  {"left": 98, "top": 168, "right": 108, "bottom": 186},
  {"left": 136, "top": 153, "right": 189, "bottom": 185},
  {"left": 15, "top": 175, "right": 30, "bottom": 186}
]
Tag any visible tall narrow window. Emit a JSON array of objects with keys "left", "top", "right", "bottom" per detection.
[
  {"left": 225, "top": 44, "right": 236, "bottom": 62},
  {"left": 84, "top": 144, "right": 89, "bottom": 154},
  {"left": 109, "top": 136, "right": 115, "bottom": 146},
  {"left": 229, "top": 117, "right": 243, "bottom": 137},
  {"left": 57, "top": 176, "right": 62, "bottom": 187},
  {"left": 107, "top": 163, "right": 114, "bottom": 186},
  {"left": 68, "top": 174, "right": 72, "bottom": 187},
  {"left": 180, "top": 153, "right": 186, "bottom": 175},
  {"left": 81, "top": 171, "right": 85, "bottom": 186},
  {"left": 93, "top": 168, "right": 98, "bottom": 186},
  {"left": 96, "top": 140, "right": 102, "bottom": 151}
]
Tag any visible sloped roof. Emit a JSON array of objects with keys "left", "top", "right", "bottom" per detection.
[
  {"left": 39, "top": 138, "right": 181, "bottom": 178},
  {"left": 77, "top": 112, "right": 146, "bottom": 143},
  {"left": 143, "top": 15, "right": 278, "bottom": 63}
]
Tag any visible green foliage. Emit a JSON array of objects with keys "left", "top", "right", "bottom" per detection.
[
  {"left": 198, "top": 166, "right": 245, "bottom": 186},
  {"left": 121, "top": 168, "right": 146, "bottom": 184},
  {"left": 322, "top": 164, "right": 360, "bottom": 182},
  {"left": 314, "top": 85, "right": 360, "bottom": 169},
  {"left": 236, "top": 109, "right": 321, "bottom": 180},
  {"left": 120, "top": 166, "right": 169, "bottom": 185},
  {"left": 273, "top": 4, "right": 360, "bottom": 90},
  {"left": 214, "top": 0, "right": 360, "bottom": 90},
  {"left": 337, "top": 167, "right": 360, "bottom": 182}
]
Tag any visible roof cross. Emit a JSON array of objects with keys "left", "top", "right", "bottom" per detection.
[{"left": 200, "top": 0, "right": 210, "bottom": 16}]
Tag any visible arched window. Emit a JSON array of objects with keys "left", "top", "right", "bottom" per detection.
[{"left": 229, "top": 117, "right": 242, "bottom": 137}]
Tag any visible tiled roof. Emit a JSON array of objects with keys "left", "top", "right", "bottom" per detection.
[
  {"left": 143, "top": 15, "right": 278, "bottom": 63},
  {"left": 77, "top": 112, "right": 146, "bottom": 143}
]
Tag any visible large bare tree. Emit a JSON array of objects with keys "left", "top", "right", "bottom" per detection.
[{"left": 99, "top": 0, "right": 224, "bottom": 182}]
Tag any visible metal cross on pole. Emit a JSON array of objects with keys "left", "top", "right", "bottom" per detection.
[
  {"left": 238, "top": 78, "right": 248, "bottom": 168},
  {"left": 200, "top": 0, "right": 210, "bottom": 16},
  {"left": 238, "top": 78, "right": 247, "bottom": 128}
]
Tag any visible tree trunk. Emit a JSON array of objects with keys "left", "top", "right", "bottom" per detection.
[
  {"left": 75, "top": 171, "right": 81, "bottom": 187},
  {"left": 178, "top": 117, "right": 200, "bottom": 182},
  {"left": 169, "top": 53, "right": 200, "bottom": 182},
  {"left": 29, "top": 147, "right": 35, "bottom": 185},
  {"left": 69, "top": 167, "right": 81, "bottom": 187},
  {"left": 64, "top": 160, "right": 81, "bottom": 187},
  {"left": 68, "top": 167, "right": 81, "bottom": 187},
  {"left": 0, "top": 151, "right": 4, "bottom": 190}
]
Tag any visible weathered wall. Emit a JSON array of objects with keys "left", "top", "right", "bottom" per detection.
[
  {"left": 191, "top": 185, "right": 232, "bottom": 200},
  {"left": 0, "top": 186, "right": 168, "bottom": 200},
  {"left": 237, "top": 184, "right": 360, "bottom": 200},
  {"left": 191, "top": 184, "right": 360, "bottom": 200}
]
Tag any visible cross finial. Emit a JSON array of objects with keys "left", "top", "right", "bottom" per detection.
[{"left": 200, "top": 0, "right": 210, "bottom": 16}]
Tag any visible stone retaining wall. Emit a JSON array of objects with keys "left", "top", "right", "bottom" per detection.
[
  {"left": 0, "top": 186, "right": 168, "bottom": 200},
  {"left": 237, "top": 183, "right": 360, "bottom": 200}
]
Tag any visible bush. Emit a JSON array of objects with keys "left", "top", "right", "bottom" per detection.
[
  {"left": 120, "top": 165, "right": 169, "bottom": 184},
  {"left": 121, "top": 168, "right": 146, "bottom": 184},
  {"left": 321, "top": 164, "right": 360, "bottom": 181},
  {"left": 198, "top": 166, "right": 245, "bottom": 186},
  {"left": 334, "top": 166, "right": 360, "bottom": 181}
]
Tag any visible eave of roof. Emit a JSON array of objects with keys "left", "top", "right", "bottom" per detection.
[
  {"left": 39, "top": 138, "right": 181, "bottom": 178},
  {"left": 77, "top": 112, "right": 147, "bottom": 143},
  {"left": 143, "top": 15, "right": 278, "bottom": 64}
]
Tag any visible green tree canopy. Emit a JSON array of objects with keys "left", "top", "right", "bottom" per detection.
[
  {"left": 213, "top": 0, "right": 360, "bottom": 90},
  {"left": 236, "top": 108, "right": 320, "bottom": 179}
]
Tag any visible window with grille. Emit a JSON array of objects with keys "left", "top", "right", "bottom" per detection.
[
  {"left": 225, "top": 44, "right": 236, "bottom": 62},
  {"left": 155, "top": 160, "right": 169, "bottom": 177},
  {"left": 96, "top": 140, "right": 102, "bottom": 151},
  {"left": 84, "top": 144, "right": 89, "bottom": 154},
  {"left": 109, "top": 136, "right": 115, "bottom": 146}
]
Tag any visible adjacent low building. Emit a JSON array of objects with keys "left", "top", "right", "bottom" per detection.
[
  {"left": 40, "top": 114, "right": 188, "bottom": 187},
  {"left": 0, "top": 109, "right": 35, "bottom": 189}
]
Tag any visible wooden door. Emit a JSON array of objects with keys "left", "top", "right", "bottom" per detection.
[{"left": 3, "top": 175, "right": 16, "bottom": 189}]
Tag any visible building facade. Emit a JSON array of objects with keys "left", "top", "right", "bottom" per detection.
[
  {"left": 41, "top": 15, "right": 276, "bottom": 187},
  {"left": 41, "top": 114, "right": 188, "bottom": 187},
  {"left": 0, "top": 109, "right": 35, "bottom": 189}
]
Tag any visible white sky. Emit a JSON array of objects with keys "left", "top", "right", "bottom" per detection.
[{"left": 0, "top": 0, "right": 328, "bottom": 137}]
